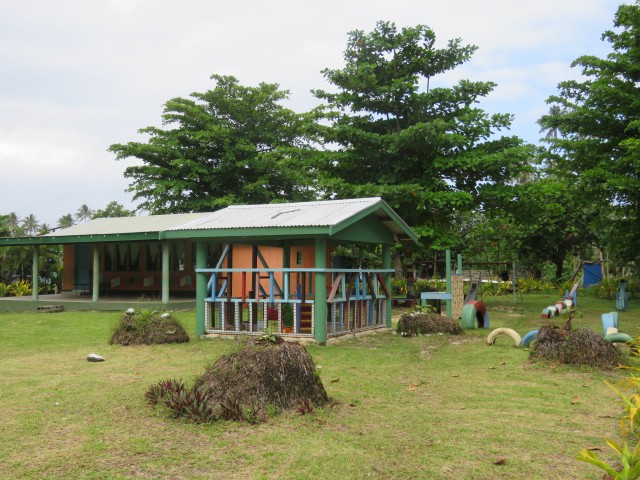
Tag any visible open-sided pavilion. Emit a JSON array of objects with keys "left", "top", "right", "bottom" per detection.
[{"left": 0, "top": 197, "right": 417, "bottom": 344}]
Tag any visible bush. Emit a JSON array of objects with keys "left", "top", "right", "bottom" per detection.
[
  {"left": 529, "top": 324, "right": 626, "bottom": 369},
  {"left": 193, "top": 335, "right": 329, "bottom": 412},
  {"left": 146, "top": 335, "right": 328, "bottom": 424},
  {"left": 110, "top": 309, "right": 189, "bottom": 345},
  {"left": 397, "top": 313, "right": 464, "bottom": 336}
]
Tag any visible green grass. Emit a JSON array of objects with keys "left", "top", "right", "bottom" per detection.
[{"left": 0, "top": 294, "right": 638, "bottom": 479}]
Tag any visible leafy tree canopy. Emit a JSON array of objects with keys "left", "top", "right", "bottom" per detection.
[
  {"left": 92, "top": 201, "right": 135, "bottom": 219},
  {"left": 109, "top": 75, "right": 318, "bottom": 214},
  {"left": 313, "top": 21, "right": 535, "bottom": 249},
  {"left": 539, "top": 1, "right": 640, "bottom": 264}
]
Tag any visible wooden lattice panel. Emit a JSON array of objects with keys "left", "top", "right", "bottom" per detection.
[{"left": 451, "top": 275, "right": 464, "bottom": 319}]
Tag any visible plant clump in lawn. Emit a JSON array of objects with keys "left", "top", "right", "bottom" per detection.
[
  {"left": 110, "top": 309, "right": 189, "bottom": 345},
  {"left": 529, "top": 324, "right": 627, "bottom": 369},
  {"left": 397, "top": 312, "right": 464, "bottom": 337},
  {"left": 146, "top": 334, "right": 329, "bottom": 423}
]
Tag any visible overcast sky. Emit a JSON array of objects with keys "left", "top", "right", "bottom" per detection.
[{"left": 0, "top": 0, "right": 624, "bottom": 227}]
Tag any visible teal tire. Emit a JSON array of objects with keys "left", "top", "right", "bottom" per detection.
[{"left": 521, "top": 329, "right": 539, "bottom": 347}]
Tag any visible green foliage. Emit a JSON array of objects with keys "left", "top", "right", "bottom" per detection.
[
  {"left": 314, "top": 21, "right": 535, "bottom": 248},
  {"left": 505, "top": 179, "right": 601, "bottom": 279},
  {"left": 540, "top": 2, "right": 640, "bottom": 267},
  {"left": 109, "top": 75, "right": 317, "bottom": 214},
  {"left": 391, "top": 277, "right": 407, "bottom": 296},
  {"left": 92, "top": 201, "right": 135, "bottom": 219},
  {"left": 577, "top": 362, "right": 640, "bottom": 479},
  {"left": 281, "top": 303, "right": 294, "bottom": 328},
  {"left": 7, "top": 280, "right": 31, "bottom": 297}
]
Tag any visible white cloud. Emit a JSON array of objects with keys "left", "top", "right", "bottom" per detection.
[{"left": 0, "top": 0, "right": 625, "bottom": 225}]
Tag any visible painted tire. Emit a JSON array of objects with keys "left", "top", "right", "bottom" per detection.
[
  {"left": 521, "top": 329, "right": 539, "bottom": 347},
  {"left": 601, "top": 313, "right": 618, "bottom": 336},
  {"left": 461, "top": 301, "right": 487, "bottom": 329},
  {"left": 486, "top": 328, "right": 522, "bottom": 347},
  {"left": 605, "top": 332, "right": 633, "bottom": 344}
]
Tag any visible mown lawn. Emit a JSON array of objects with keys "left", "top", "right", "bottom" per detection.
[{"left": 0, "top": 293, "right": 638, "bottom": 479}]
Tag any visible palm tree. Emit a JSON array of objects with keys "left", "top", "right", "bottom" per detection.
[
  {"left": 75, "top": 204, "right": 94, "bottom": 223},
  {"left": 7, "top": 212, "right": 20, "bottom": 235},
  {"left": 57, "top": 213, "right": 75, "bottom": 229},
  {"left": 22, "top": 214, "right": 39, "bottom": 236},
  {"left": 538, "top": 104, "right": 566, "bottom": 140}
]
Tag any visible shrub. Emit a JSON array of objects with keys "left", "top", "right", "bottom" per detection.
[
  {"left": 529, "top": 324, "right": 626, "bottom": 369},
  {"left": 193, "top": 336, "right": 329, "bottom": 411},
  {"left": 146, "top": 336, "right": 326, "bottom": 424},
  {"left": 111, "top": 310, "right": 189, "bottom": 345},
  {"left": 8, "top": 280, "right": 31, "bottom": 297},
  {"left": 397, "top": 313, "right": 464, "bottom": 336}
]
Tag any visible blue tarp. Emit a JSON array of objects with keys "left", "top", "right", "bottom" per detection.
[{"left": 583, "top": 263, "right": 602, "bottom": 287}]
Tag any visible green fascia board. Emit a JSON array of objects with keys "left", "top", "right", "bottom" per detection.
[
  {"left": 328, "top": 201, "right": 419, "bottom": 244},
  {"left": 161, "top": 226, "right": 331, "bottom": 241},
  {"left": 0, "top": 232, "right": 161, "bottom": 246}
]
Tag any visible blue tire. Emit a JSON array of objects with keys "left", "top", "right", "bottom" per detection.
[{"left": 521, "top": 329, "right": 539, "bottom": 347}]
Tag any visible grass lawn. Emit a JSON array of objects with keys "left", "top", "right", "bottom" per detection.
[{"left": 1, "top": 293, "right": 639, "bottom": 479}]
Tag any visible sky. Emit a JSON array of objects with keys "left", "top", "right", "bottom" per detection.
[{"left": 0, "top": 0, "right": 625, "bottom": 227}]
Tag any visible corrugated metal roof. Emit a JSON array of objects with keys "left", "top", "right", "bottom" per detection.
[
  {"left": 169, "top": 197, "right": 384, "bottom": 230},
  {"left": 44, "top": 212, "right": 212, "bottom": 237}
]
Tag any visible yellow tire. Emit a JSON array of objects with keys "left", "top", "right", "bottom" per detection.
[{"left": 486, "top": 327, "right": 522, "bottom": 347}]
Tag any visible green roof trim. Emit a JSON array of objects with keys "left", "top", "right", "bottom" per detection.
[{"left": 0, "top": 198, "right": 419, "bottom": 247}]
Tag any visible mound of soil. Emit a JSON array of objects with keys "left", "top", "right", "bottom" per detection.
[
  {"left": 529, "top": 325, "right": 626, "bottom": 369},
  {"left": 193, "top": 336, "right": 328, "bottom": 411},
  {"left": 110, "top": 310, "right": 189, "bottom": 345},
  {"left": 397, "top": 313, "right": 464, "bottom": 336}
]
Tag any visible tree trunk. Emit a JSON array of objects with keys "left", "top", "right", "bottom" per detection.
[{"left": 393, "top": 251, "right": 403, "bottom": 279}]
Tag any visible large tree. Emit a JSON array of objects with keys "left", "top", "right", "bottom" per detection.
[
  {"left": 539, "top": 2, "right": 640, "bottom": 265},
  {"left": 110, "top": 75, "right": 317, "bottom": 214},
  {"left": 313, "top": 21, "right": 534, "bottom": 249}
]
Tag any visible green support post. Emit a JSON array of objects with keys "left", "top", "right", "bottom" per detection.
[
  {"left": 457, "top": 253, "right": 462, "bottom": 275},
  {"left": 31, "top": 246, "right": 39, "bottom": 301},
  {"left": 92, "top": 246, "right": 100, "bottom": 302},
  {"left": 382, "top": 244, "right": 392, "bottom": 328},
  {"left": 195, "top": 241, "right": 208, "bottom": 337},
  {"left": 161, "top": 242, "right": 170, "bottom": 304},
  {"left": 446, "top": 249, "right": 452, "bottom": 318},
  {"left": 314, "top": 237, "right": 327, "bottom": 345}
]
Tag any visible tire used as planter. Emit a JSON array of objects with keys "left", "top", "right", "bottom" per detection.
[
  {"left": 486, "top": 327, "right": 522, "bottom": 347},
  {"left": 521, "top": 329, "right": 539, "bottom": 347},
  {"left": 604, "top": 332, "right": 633, "bottom": 344},
  {"left": 601, "top": 312, "right": 619, "bottom": 336},
  {"left": 461, "top": 301, "right": 487, "bottom": 329}
]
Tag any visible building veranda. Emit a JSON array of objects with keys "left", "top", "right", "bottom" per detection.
[{"left": 0, "top": 197, "right": 418, "bottom": 344}]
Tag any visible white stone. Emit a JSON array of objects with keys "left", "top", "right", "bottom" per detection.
[{"left": 87, "top": 353, "right": 105, "bottom": 362}]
